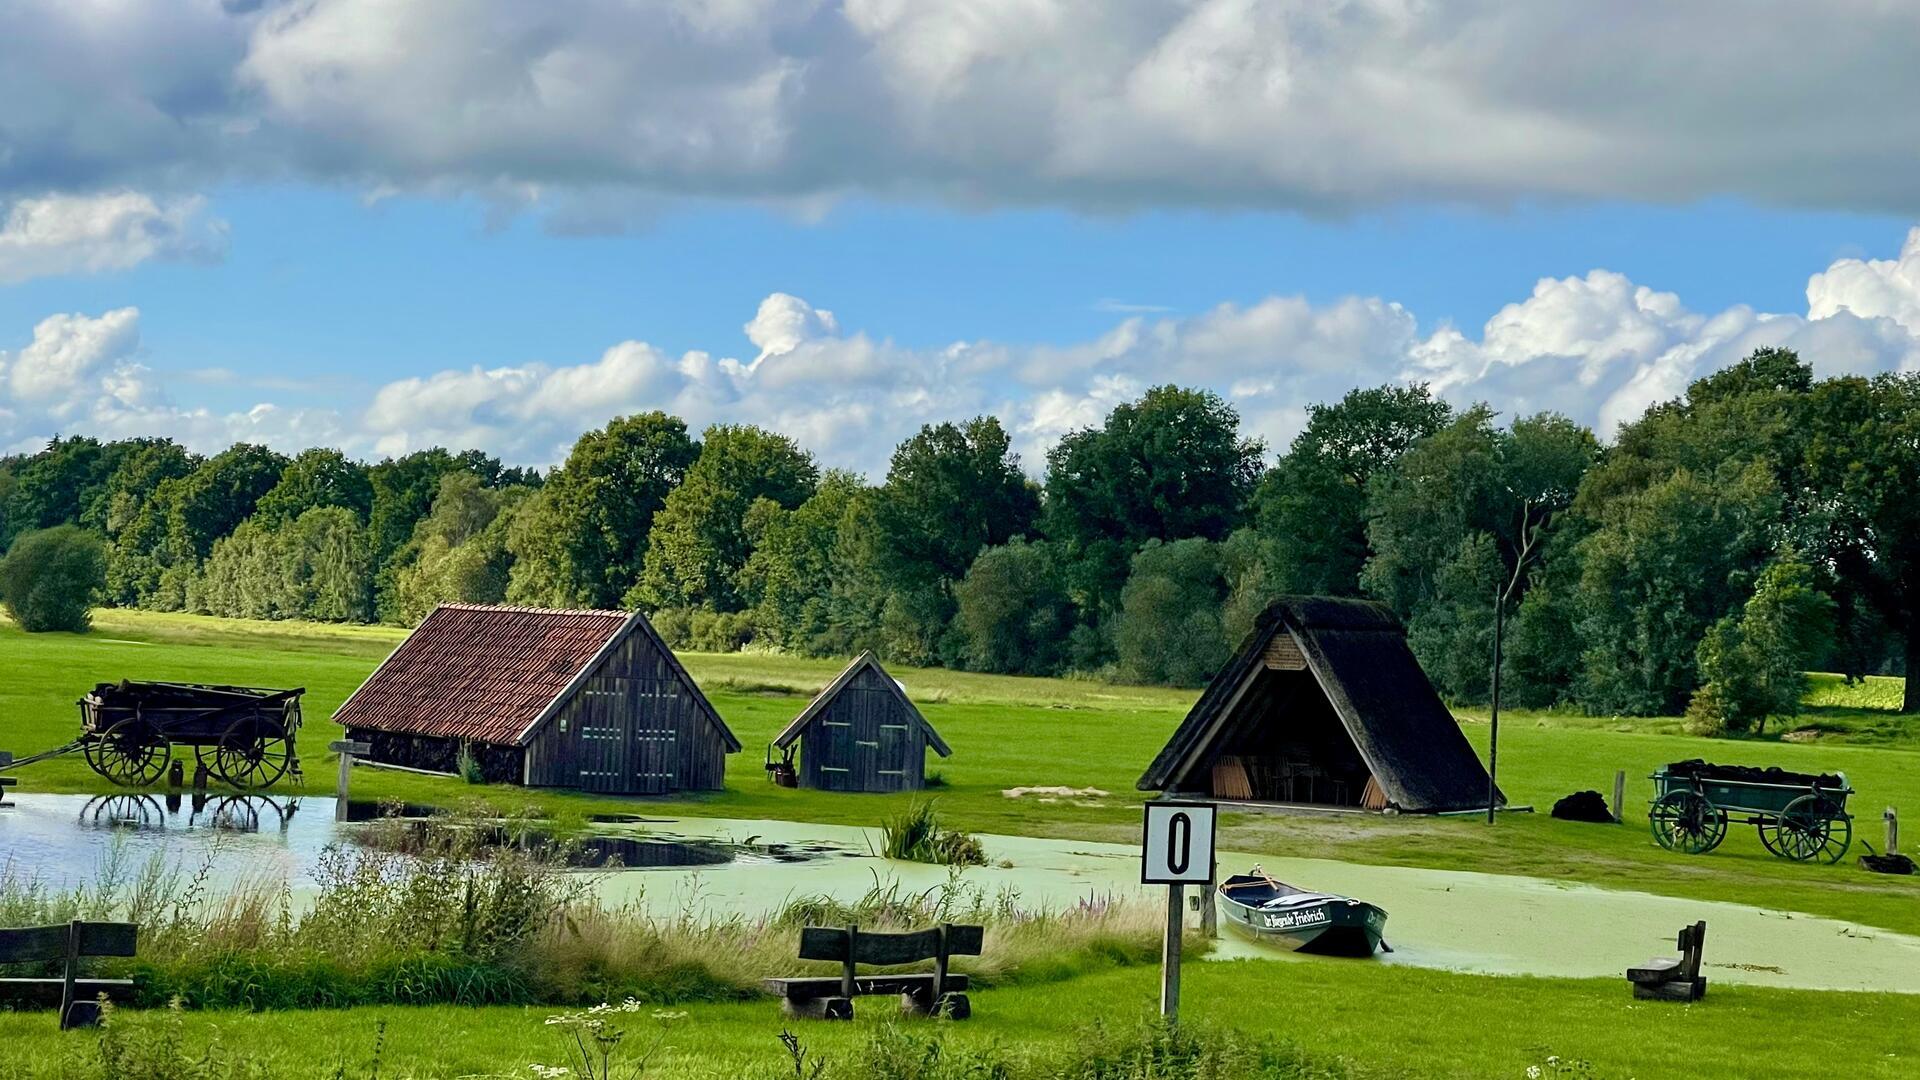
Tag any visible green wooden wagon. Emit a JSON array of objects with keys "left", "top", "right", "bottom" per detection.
[{"left": 1648, "top": 763, "right": 1853, "bottom": 863}]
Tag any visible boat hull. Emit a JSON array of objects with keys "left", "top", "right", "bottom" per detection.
[{"left": 1218, "top": 881, "right": 1387, "bottom": 957}]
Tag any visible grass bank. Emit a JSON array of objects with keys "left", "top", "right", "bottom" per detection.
[{"left": 2, "top": 959, "right": 1916, "bottom": 1079}]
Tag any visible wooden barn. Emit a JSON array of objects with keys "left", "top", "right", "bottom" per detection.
[
  {"left": 1138, "top": 596, "right": 1499, "bottom": 814},
  {"left": 770, "top": 652, "right": 950, "bottom": 792},
  {"left": 333, "top": 603, "right": 738, "bottom": 795}
]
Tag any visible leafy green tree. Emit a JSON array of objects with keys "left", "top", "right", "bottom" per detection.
[
  {"left": 633, "top": 424, "right": 816, "bottom": 611},
  {"left": 504, "top": 413, "right": 698, "bottom": 610},
  {"left": 950, "top": 539, "right": 1075, "bottom": 674},
  {"left": 1113, "top": 538, "right": 1232, "bottom": 686},
  {"left": 96, "top": 439, "right": 198, "bottom": 605},
  {"left": 1686, "top": 557, "right": 1835, "bottom": 734},
  {"left": 166, "top": 444, "right": 290, "bottom": 561},
  {"left": 1044, "top": 386, "right": 1264, "bottom": 618},
  {"left": 253, "top": 448, "right": 373, "bottom": 524},
  {"left": 369, "top": 447, "right": 519, "bottom": 619},
  {"left": 394, "top": 473, "right": 525, "bottom": 622},
  {"left": 1361, "top": 409, "right": 1597, "bottom": 702},
  {"left": 194, "top": 507, "right": 373, "bottom": 622},
  {"left": 0, "top": 436, "right": 113, "bottom": 547},
  {"left": 1572, "top": 464, "right": 1781, "bottom": 715},
  {"left": 737, "top": 472, "right": 867, "bottom": 651},
  {"left": 0, "top": 525, "right": 106, "bottom": 632},
  {"left": 1252, "top": 384, "right": 1452, "bottom": 595},
  {"left": 874, "top": 417, "right": 1039, "bottom": 591},
  {"left": 1802, "top": 372, "right": 1920, "bottom": 711}
]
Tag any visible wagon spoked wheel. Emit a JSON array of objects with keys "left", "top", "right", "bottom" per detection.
[
  {"left": 212, "top": 715, "right": 293, "bottom": 790},
  {"left": 1650, "top": 789, "right": 1726, "bottom": 853},
  {"left": 1762, "top": 795, "right": 1851, "bottom": 863},
  {"left": 84, "top": 719, "right": 172, "bottom": 787}
]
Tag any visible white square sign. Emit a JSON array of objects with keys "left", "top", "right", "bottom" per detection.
[{"left": 1141, "top": 801, "right": 1216, "bottom": 884}]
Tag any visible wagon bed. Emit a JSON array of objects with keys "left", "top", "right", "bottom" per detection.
[
  {"left": 1649, "top": 760, "right": 1853, "bottom": 862},
  {"left": 78, "top": 681, "right": 304, "bottom": 790}
]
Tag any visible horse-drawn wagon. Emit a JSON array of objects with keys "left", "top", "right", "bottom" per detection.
[
  {"left": 78, "top": 681, "right": 304, "bottom": 790},
  {"left": 1648, "top": 760, "right": 1853, "bottom": 863}
]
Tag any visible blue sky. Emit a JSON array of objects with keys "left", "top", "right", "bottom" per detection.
[{"left": 6, "top": 2, "right": 1920, "bottom": 471}]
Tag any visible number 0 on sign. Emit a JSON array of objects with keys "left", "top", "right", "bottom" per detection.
[{"left": 1141, "top": 801, "right": 1216, "bottom": 884}]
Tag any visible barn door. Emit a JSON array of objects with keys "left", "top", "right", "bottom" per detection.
[
  {"left": 876, "top": 712, "right": 914, "bottom": 792},
  {"left": 627, "top": 679, "right": 681, "bottom": 795},
  {"left": 576, "top": 677, "right": 629, "bottom": 793}
]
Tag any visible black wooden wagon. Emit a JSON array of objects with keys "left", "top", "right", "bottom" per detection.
[
  {"left": 78, "top": 681, "right": 304, "bottom": 790},
  {"left": 1648, "top": 760, "right": 1853, "bottom": 863}
]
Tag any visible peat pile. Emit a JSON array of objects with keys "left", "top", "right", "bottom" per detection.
[
  {"left": 1860, "top": 853, "right": 1915, "bottom": 875},
  {"left": 1551, "top": 790, "right": 1616, "bottom": 824},
  {"left": 1663, "top": 760, "right": 1845, "bottom": 789}
]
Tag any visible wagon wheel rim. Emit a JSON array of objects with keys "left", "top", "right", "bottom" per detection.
[
  {"left": 87, "top": 719, "right": 172, "bottom": 787},
  {"left": 1776, "top": 795, "right": 1850, "bottom": 863},
  {"left": 213, "top": 715, "right": 292, "bottom": 790},
  {"left": 204, "top": 795, "right": 263, "bottom": 832},
  {"left": 1649, "top": 790, "right": 1726, "bottom": 854}
]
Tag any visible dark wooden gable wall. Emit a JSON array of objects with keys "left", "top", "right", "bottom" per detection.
[
  {"left": 523, "top": 623, "right": 729, "bottom": 794},
  {"left": 799, "top": 664, "right": 929, "bottom": 793}
]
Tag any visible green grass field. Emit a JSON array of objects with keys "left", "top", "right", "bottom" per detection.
[{"left": 4, "top": 610, "right": 1919, "bottom": 1077}]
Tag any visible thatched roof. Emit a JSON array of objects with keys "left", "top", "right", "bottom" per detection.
[
  {"left": 1137, "top": 596, "right": 1499, "bottom": 813},
  {"left": 333, "top": 603, "right": 736, "bottom": 750},
  {"left": 772, "top": 651, "right": 950, "bottom": 756}
]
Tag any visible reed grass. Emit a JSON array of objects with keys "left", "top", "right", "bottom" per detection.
[{"left": 879, "top": 801, "right": 987, "bottom": 866}]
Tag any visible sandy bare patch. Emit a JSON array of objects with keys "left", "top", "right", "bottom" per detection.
[{"left": 1003, "top": 785, "right": 1110, "bottom": 800}]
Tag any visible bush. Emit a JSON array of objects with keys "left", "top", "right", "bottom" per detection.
[{"left": 0, "top": 524, "right": 106, "bottom": 632}]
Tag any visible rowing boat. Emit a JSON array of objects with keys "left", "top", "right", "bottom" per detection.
[{"left": 1217, "top": 866, "right": 1388, "bottom": 956}]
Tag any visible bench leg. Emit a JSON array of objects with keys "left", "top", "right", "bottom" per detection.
[
  {"left": 783, "top": 996, "right": 854, "bottom": 1020},
  {"left": 61, "top": 999, "right": 103, "bottom": 1031}
]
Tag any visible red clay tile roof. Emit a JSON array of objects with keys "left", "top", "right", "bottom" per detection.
[{"left": 332, "top": 603, "right": 633, "bottom": 745}]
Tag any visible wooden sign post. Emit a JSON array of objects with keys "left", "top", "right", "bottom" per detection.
[
  {"left": 1888, "top": 807, "right": 1900, "bottom": 856},
  {"left": 329, "top": 740, "right": 370, "bottom": 821},
  {"left": 1141, "top": 801, "right": 1216, "bottom": 1023},
  {"left": 1, "top": 751, "right": 15, "bottom": 808}
]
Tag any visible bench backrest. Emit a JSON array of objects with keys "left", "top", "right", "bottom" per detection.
[
  {"left": 0, "top": 922, "right": 138, "bottom": 965},
  {"left": 798, "top": 924, "right": 983, "bottom": 966}
]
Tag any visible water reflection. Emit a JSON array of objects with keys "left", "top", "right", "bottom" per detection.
[{"left": 77, "top": 793, "right": 301, "bottom": 834}]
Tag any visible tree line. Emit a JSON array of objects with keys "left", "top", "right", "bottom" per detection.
[{"left": 3, "top": 347, "right": 1916, "bottom": 728}]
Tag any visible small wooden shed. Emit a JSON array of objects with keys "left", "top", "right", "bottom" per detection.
[
  {"left": 771, "top": 652, "right": 950, "bottom": 792},
  {"left": 334, "top": 603, "right": 738, "bottom": 795},
  {"left": 1137, "top": 596, "right": 1499, "bottom": 814}
]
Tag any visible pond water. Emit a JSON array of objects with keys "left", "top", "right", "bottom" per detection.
[{"left": 4, "top": 793, "right": 1917, "bottom": 994}]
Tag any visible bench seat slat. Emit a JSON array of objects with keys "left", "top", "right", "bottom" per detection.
[
  {"left": 763, "top": 973, "right": 971, "bottom": 1000},
  {"left": 0, "top": 977, "right": 137, "bottom": 1006},
  {"left": 795, "top": 925, "right": 984, "bottom": 965}
]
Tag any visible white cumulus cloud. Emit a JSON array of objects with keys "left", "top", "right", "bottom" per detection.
[
  {"left": 0, "top": 192, "right": 227, "bottom": 284},
  {"left": 10, "top": 227, "right": 1920, "bottom": 469}
]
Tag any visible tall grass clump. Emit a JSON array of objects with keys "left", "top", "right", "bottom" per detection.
[{"left": 880, "top": 801, "right": 986, "bottom": 866}]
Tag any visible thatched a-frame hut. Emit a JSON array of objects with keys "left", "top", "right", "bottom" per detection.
[
  {"left": 1138, "top": 596, "right": 1499, "bottom": 814},
  {"left": 334, "top": 603, "right": 738, "bottom": 794},
  {"left": 771, "top": 651, "right": 950, "bottom": 792}
]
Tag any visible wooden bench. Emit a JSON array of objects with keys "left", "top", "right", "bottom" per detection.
[
  {"left": 764, "top": 923, "right": 982, "bottom": 1021},
  {"left": 1627, "top": 921, "right": 1707, "bottom": 1001},
  {"left": 0, "top": 921, "right": 139, "bottom": 1028}
]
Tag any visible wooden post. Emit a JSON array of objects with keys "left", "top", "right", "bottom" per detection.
[
  {"left": 59, "top": 919, "right": 81, "bottom": 1031},
  {"left": 329, "top": 740, "right": 369, "bottom": 822},
  {"left": 1887, "top": 807, "right": 1900, "bottom": 856},
  {"left": 1200, "top": 863, "right": 1218, "bottom": 939},
  {"left": 1161, "top": 883, "right": 1184, "bottom": 1021},
  {"left": 1612, "top": 770, "right": 1627, "bottom": 824},
  {"left": 842, "top": 925, "right": 858, "bottom": 1001}
]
